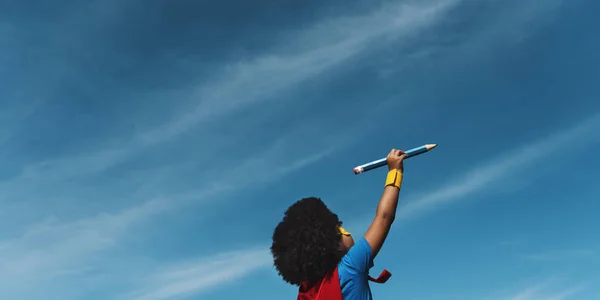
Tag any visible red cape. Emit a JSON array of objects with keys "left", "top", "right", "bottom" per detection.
[{"left": 297, "top": 267, "right": 391, "bottom": 300}]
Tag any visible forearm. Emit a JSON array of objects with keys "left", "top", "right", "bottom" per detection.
[{"left": 375, "top": 184, "right": 401, "bottom": 222}]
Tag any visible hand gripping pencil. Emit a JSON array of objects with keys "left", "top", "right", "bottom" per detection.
[{"left": 353, "top": 144, "right": 437, "bottom": 174}]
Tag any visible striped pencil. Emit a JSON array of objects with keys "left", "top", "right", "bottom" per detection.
[{"left": 353, "top": 144, "right": 437, "bottom": 175}]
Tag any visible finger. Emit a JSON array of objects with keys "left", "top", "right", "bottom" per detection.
[
  {"left": 400, "top": 153, "right": 408, "bottom": 159},
  {"left": 394, "top": 149, "right": 401, "bottom": 157}
]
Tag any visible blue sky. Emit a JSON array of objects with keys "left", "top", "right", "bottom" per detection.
[{"left": 1, "top": 0, "right": 599, "bottom": 299}]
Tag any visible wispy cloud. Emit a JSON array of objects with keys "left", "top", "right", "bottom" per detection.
[
  {"left": 500, "top": 282, "right": 584, "bottom": 300},
  {"left": 2, "top": 0, "right": 460, "bottom": 186},
  {"left": 0, "top": 197, "right": 169, "bottom": 299},
  {"left": 0, "top": 136, "right": 331, "bottom": 298},
  {"left": 125, "top": 247, "right": 271, "bottom": 300},
  {"left": 507, "top": 284, "right": 543, "bottom": 300},
  {"left": 148, "top": 0, "right": 460, "bottom": 136},
  {"left": 398, "top": 113, "right": 600, "bottom": 219},
  {"left": 519, "top": 249, "right": 596, "bottom": 262},
  {"left": 0, "top": 0, "right": 461, "bottom": 223}
]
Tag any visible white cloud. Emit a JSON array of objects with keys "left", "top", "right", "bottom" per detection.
[
  {"left": 0, "top": 0, "right": 461, "bottom": 216},
  {"left": 140, "top": 0, "right": 460, "bottom": 144},
  {"left": 126, "top": 247, "right": 271, "bottom": 300},
  {"left": 0, "top": 197, "right": 169, "bottom": 299},
  {"left": 398, "top": 113, "right": 600, "bottom": 219},
  {"left": 478, "top": 277, "right": 589, "bottom": 300},
  {"left": 501, "top": 283, "right": 583, "bottom": 300},
  {"left": 1, "top": 0, "right": 461, "bottom": 186},
  {"left": 507, "top": 284, "right": 544, "bottom": 300},
  {"left": 0, "top": 0, "right": 463, "bottom": 226},
  {"left": 0, "top": 138, "right": 330, "bottom": 297},
  {"left": 519, "top": 249, "right": 596, "bottom": 262}
]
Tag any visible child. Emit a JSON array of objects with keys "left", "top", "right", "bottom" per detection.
[{"left": 271, "top": 149, "right": 407, "bottom": 300}]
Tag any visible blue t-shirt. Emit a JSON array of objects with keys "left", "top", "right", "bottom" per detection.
[{"left": 337, "top": 237, "right": 374, "bottom": 300}]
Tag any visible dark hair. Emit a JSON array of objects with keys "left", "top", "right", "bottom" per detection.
[{"left": 270, "top": 197, "right": 344, "bottom": 287}]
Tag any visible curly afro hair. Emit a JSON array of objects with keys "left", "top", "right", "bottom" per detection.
[{"left": 270, "top": 197, "right": 345, "bottom": 287}]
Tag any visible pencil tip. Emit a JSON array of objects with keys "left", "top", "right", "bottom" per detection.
[{"left": 426, "top": 144, "right": 438, "bottom": 150}]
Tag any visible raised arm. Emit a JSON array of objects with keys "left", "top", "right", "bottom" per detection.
[{"left": 363, "top": 149, "right": 407, "bottom": 258}]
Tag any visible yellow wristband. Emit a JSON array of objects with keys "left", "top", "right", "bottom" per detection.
[{"left": 385, "top": 169, "right": 403, "bottom": 188}]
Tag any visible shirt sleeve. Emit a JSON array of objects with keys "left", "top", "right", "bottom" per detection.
[{"left": 339, "top": 237, "right": 374, "bottom": 273}]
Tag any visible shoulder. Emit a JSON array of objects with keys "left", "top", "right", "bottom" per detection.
[{"left": 339, "top": 237, "right": 374, "bottom": 274}]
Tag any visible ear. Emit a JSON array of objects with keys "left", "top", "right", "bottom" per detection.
[{"left": 340, "top": 234, "right": 355, "bottom": 252}]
